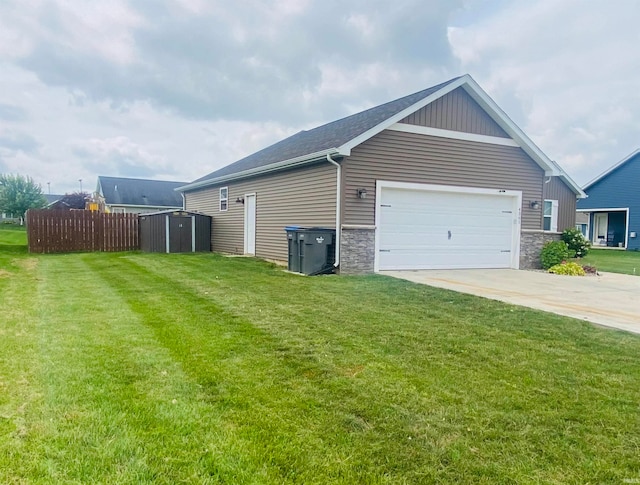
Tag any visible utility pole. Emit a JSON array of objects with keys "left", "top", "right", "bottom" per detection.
[
  {"left": 47, "top": 182, "right": 50, "bottom": 194},
  {"left": 79, "top": 178, "right": 83, "bottom": 193}
]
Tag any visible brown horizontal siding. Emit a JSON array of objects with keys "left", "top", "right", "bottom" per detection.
[
  {"left": 343, "top": 129, "right": 544, "bottom": 230},
  {"left": 543, "top": 177, "right": 577, "bottom": 231},
  {"left": 400, "top": 87, "right": 509, "bottom": 138},
  {"left": 185, "top": 162, "right": 337, "bottom": 261}
]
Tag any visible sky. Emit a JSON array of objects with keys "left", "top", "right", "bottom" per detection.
[{"left": 0, "top": 0, "right": 639, "bottom": 195}]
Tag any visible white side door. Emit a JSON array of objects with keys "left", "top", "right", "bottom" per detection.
[{"left": 244, "top": 193, "right": 256, "bottom": 255}]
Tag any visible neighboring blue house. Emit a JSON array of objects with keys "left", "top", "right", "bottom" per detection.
[{"left": 577, "top": 149, "right": 640, "bottom": 251}]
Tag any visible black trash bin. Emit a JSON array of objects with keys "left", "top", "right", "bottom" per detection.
[
  {"left": 284, "top": 226, "right": 335, "bottom": 275},
  {"left": 299, "top": 228, "right": 335, "bottom": 275}
]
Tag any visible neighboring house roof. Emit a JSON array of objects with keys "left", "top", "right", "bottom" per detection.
[
  {"left": 179, "top": 74, "right": 585, "bottom": 197},
  {"left": 44, "top": 194, "right": 64, "bottom": 206},
  {"left": 97, "top": 176, "right": 186, "bottom": 208},
  {"left": 582, "top": 148, "right": 640, "bottom": 191}
]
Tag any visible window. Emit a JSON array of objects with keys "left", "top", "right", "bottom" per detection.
[
  {"left": 576, "top": 223, "right": 588, "bottom": 238},
  {"left": 543, "top": 199, "right": 558, "bottom": 232},
  {"left": 219, "top": 187, "right": 228, "bottom": 211}
]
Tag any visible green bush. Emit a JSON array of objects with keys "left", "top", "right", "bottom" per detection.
[
  {"left": 548, "top": 261, "right": 586, "bottom": 276},
  {"left": 540, "top": 240, "right": 570, "bottom": 269},
  {"left": 561, "top": 228, "right": 591, "bottom": 258}
]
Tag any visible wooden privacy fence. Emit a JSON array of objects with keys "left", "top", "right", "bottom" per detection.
[{"left": 26, "top": 210, "right": 139, "bottom": 253}]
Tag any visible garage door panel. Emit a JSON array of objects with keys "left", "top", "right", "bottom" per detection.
[
  {"left": 377, "top": 185, "right": 518, "bottom": 271},
  {"left": 382, "top": 249, "right": 511, "bottom": 270}
]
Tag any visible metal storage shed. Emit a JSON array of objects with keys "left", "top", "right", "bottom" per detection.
[{"left": 139, "top": 210, "right": 211, "bottom": 253}]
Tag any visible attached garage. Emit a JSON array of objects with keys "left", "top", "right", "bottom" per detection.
[{"left": 374, "top": 182, "right": 521, "bottom": 271}]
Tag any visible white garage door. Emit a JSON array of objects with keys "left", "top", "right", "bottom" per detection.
[{"left": 376, "top": 182, "right": 520, "bottom": 271}]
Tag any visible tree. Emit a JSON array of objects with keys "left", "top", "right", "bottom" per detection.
[{"left": 0, "top": 174, "right": 47, "bottom": 223}]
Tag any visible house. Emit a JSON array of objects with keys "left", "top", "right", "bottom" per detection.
[
  {"left": 577, "top": 149, "right": 640, "bottom": 250},
  {"left": 1, "top": 194, "right": 59, "bottom": 222},
  {"left": 178, "top": 74, "right": 585, "bottom": 274},
  {"left": 96, "top": 176, "right": 186, "bottom": 214},
  {"left": 44, "top": 194, "right": 64, "bottom": 207}
]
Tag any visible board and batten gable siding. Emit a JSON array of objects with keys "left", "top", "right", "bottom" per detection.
[
  {"left": 543, "top": 176, "right": 577, "bottom": 231},
  {"left": 400, "top": 87, "right": 510, "bottom": 138},
  {"left": 184, "top": 162, "right": 337, "bottom": 261},
  {"left": 342, "top": 129, "right": 544, "bottom": 230}
]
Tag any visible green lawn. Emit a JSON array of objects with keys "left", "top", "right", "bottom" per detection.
[
  {"left": 1, "top": 229, "right": 640, "bottom": 483},
  {"left": 577, "top": 248, "right": 640, "bottom": 276}
]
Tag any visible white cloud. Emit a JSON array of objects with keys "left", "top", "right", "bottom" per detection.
[
  {"left": 1, "top": 0, "right": 638, "bottom": 194},
  {"left": 448, "top": 0, "right": 640, "bottom": 184}
]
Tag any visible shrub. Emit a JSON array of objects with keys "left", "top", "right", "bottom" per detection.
[
  {"left": 540, "top": 240, "right": 571, "bottom": 269},
  {"left": 548, "top": 261, "right": 586, "bottom": 276},
  {"left": 561, "top": 228, "right": 591, "bottom": 258}
]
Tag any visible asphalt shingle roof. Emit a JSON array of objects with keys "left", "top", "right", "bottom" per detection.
[
  {"left": 98, "top": 176, "right": 187, "bottom": 207},
  {"left": 192, "top": 77, "right": 461, "bottom": 184},
  {"left": 44, "top": 194, "right": 64, "bottom": 205}
]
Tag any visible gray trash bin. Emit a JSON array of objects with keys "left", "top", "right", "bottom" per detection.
[{"left": 298, "top": 228, "right": 335, "bottom": 275}]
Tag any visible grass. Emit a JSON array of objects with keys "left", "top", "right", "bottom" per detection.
[
  {"left": 1, "top": 228, "right": 640, "bottom": 483},
  {"left": 577, "top": 248, "right": 640, "bottom": 276}
]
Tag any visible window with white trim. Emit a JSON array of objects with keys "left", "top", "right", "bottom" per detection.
[
  {"left": 219, "top": 187, "right": 228, "bottom": 211},
  {"left": 543, "top": 199, "right": 558, "bottom": 232}
]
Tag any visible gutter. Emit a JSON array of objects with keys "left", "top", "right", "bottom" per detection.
[
  {"left": 326, "top": 154, "right": 341, "bottom": 268},
  {"left": 176, "top": 148, "right": 341, "bottom": 193}
]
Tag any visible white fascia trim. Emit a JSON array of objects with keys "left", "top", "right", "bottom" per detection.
[
  {"left": 388, "top": 123, "right": 519, "bottom": 147},
  {"left": 580, "top": 207, "right": 630, "bottom": 213},
  {"left": 336, "top": 74, "right": 585, "bottom": 198},
  {"left": 373, "top": 180, "right": 522, "bottom": 272},
  {"left": 177, "top": 149, "right": 339, "bottom": 192},
  {"left": 458, "top": 78, "right": 586, "bottom": 199},
  {"left": 583, "top": 148, "right": 640, "bottom": 190},
  {"left": 338, "top": 76, "right": 468, "bottom": 156},
  {"left": 108, "top": 204, "right": 182, "bottom": 209}
]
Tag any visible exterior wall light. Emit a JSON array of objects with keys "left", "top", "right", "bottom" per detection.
[
  {"left": 530, "top": 200, "right": 540, "bottom": 210},
  {"left": 357, "top": 188, "right": 367, "bottom": 199},
  {"left": 235, "top": 197, "right": 244, "bottom": 204}
]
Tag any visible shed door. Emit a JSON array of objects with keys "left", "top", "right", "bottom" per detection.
[
  {"left": 169, "top": 216, "right": 193, "bottom": 253},
  {"left": 377, "top": 184, "right": 519, "bottom": 270}
]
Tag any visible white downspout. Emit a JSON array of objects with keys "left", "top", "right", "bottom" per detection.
[{"left": 326, "top": 154, "right": 341, "bottom": 268}]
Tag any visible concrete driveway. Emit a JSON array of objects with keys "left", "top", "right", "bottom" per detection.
[{"left": 382, "top": 269, "right": 640, "bottom": 334}]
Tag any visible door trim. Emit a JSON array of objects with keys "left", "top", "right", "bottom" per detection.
[
  {"left": 590, "top": 208, "right": 630, "bottom": 248},
  {"left": 374, "top": 181, "right": 522, "bottom": 272},
  {"left": 244, "top": 193, "right": 256, "bottom": 255}
]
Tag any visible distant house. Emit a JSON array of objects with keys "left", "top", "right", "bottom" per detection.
[
  {"left": 0, "top": 212, "right": 18, "bottom": 222},
  {"left": 178, "top": 74, "right": 584, "bottom": 273},
  {"left": 96, "top": 176, "right": 186, "bottom": 214},
  {"left": 44, "top": 194, "right": 64, "bottom": 207},
  {"left": 1, "top": 194, "right": 58, "bottom": 221},
  {"left": 577, "top": 149, "right": 640, "bottom": 250}
]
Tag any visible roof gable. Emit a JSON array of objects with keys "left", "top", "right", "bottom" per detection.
[
  {"left": 399, "top": 87, "right": 509, "bottom": 138},
  {"left": 577, "top": 150, "right": 640, "bottom": 210},
  {"left": 583, "top": 149, "right": 640, "bottom": 191},
  {"left": 180, "top": 74, "right": 584, "bottom": 197},
  {"left": 44, "top": 194, "right": 64, "bottom": 206},
  {"left": 98, "top": 176, "right": 187, "bottom": 207}
]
